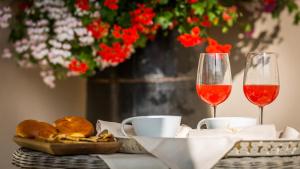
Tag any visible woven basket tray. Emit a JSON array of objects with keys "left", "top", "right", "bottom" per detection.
[
  {"left": 118, "top": 137, "right": 300, "bottom": 157},
  {"left": 12, "top": 148, "right": 300, "bottom": 169}
]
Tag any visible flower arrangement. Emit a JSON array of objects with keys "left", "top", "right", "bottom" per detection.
[{"left": 1, "top": 0, "right": 300, "bottom": 87}]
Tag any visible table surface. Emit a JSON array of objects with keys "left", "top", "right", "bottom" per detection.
[{"left": 12, "top": 148, "right": 300, "bottom": 169}]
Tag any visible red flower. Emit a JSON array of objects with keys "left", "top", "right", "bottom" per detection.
[
  {"left": 98, "top": 43, "right": 132, "bottom": 64},
  {"left": 112, "top": 25, "right": 122, "bottom": 38},
  {"left": 205, "top": 38, "right": 232, "bottom": 53},
  {"left": 222, "top": 6, "right": 237, "bottom": 22},
  {"left": 187, "top": 0, "right": 198, "bottom": 4},
  {"left": 122, "top": 27, "right": 140, "bottom": 45},
  {"left": 177, "top": 26, "right": 202, "bottom": 47},
  {"left": 68, "top": 59, "right": 88, "bottom": 74},
  {"left": 207, "top": 38, "right": 218, "bottom": 46},
  {"left": 187, "top": 17, "right": 199, "bottom": 24},
  {"left": 151, "top": 24, "right": 161, "bottom": 32},
  {"left": 200, "top": 15, "right": 211, "bottom": 27},
  {"left": 191, "top": 26, "right": 200, "bottom": 36},
  {"left": 76, "top": 0, "right": 90, "bottom": 11},
  {"left": 131, "top": 4, "right": 155, "bottom": 25},
  {"left": 104, "top": 0, "right": 119, "bottom": 10},
  {"left": 228, "top": 6, "right": 237, "bottom": 13},
  {"left": 130, "top": 4, "right": 156, "bottom": 33},
  {"left": 87, "top": 19, "right": 109, "bottom": 39},
  {"left": 177, "top": 33, "right": 201, "bottom": 48},
  {"left": 112, "top": 25, "right": 140, "bottom": 45},
  {"left": 222, "top": 12, "right": 232, "bottom": 22}
]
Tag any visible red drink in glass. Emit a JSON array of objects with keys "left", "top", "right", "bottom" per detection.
[
  {"left": 196, "top": 53, "right": 232, "bottom": 117},
  {"left": 243, "top": 85, "right": 279, "bottom": 107},
  {"left": 196, "top": 84, "right": 232, "bottom": 106},
  {"left": 243, "top": 52, "right": 280, "bottom": 124}
]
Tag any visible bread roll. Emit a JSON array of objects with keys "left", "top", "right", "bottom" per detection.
[
  {"left": 16, "top": 120, "right": 57, "bottom": 141},
  {"left": 54, "top": 116, "right": 94, "bottom": 138}
]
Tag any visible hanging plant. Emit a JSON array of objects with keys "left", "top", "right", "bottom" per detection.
[{"left": 1, "top": 0, "right": 300, "bottom": 87}]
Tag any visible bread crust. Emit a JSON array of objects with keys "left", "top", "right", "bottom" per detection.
[
  {"left": 16, "top": 120, "right": 58, "bottom": 141},
  {"left": 54, "top": 116, "right": 94, "bottom": 138}
]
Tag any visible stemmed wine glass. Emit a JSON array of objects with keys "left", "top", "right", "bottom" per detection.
[
  {"left": 243, "top": 52, "right": 280, "bottom": 124},
  {"left": 196, "top": 53, "right": 232, "bottom": 118}
]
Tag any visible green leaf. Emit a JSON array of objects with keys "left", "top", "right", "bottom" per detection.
[
  {"left": 222, "top": 26, "right": 228, "bottom": 33},
  {"left": 215, "top": 5, "right": 224, "bottom": 15},
  {"left": 117, "top": 13, "right": 131, "bottom": 27},
  {"left": 158, "top": 0, "right": 169, "bottom": 5},
  {"left": 100, "top": 8, "right": 117, "bottom": 24},
  {"left": 155, "top": 11, "right": 173, "bottom": 29},
  {"left": 287, "top": 1, "right": 298, "bottom": 13},
  {"left": 208, "top": 12, "right": 216, "bottom": 21},
  {"left": 9, "top": 24, "right": 26, "bottom": 42},
  {"left": 174, "top": 5, "right": 187, "bottom": 17},
  {"left": 177, "top": 25, "right": 189, "bottom": 34},
  {"left": 77, "top": 48, "right": 98, "bottom": 71},
  {"left": 227, "top": 19, "right": 233, "bottom": 27},
  {"left": 244, "top": 23, "right": 252, "bottom": 32},
  {"left": 206, "top": 0, "right": 217, "bottom": 10},
  {"left": 294, "top": 12, "right": 300, "bottom": 25},
  {"left": 135, "top": 35, "right": 148, "bottom": 48},
  {"left": 82, "top": 16, "right": 92, "bottom": 25},
  {"left": 191, "top": 2, "right": 205, "bottom": 16}
]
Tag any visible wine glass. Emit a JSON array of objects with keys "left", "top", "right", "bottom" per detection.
[
  {"left": 196, "top": 53, "right": 232, "bottom": 118},
  {"left": 243, "top": 52, "right": 280, "bottom": 124}
]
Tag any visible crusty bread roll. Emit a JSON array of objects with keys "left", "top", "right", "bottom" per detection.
[
  {"left": 54, "top": 116, "right": 94, "bottom": 138},
  {"left": 16, "top": 120, "right": 58, "bottom": 141}
]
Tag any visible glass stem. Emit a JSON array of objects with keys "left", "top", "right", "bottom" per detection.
[
  {"left": 259, "top": 106, "right": 263, "bottom": 125},
  {"left": 213, "top": 106, "right": 216, "bottom": 118}
]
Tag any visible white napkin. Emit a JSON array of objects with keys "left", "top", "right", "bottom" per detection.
[
  {"left": 97, "top": 120, "right": 169, "bottom": 169},
  {"left": 279, "top": 126, "right": 300, "bottom": 139},
  {"left": 97, "top": 120, "right": 300, "bottom": 169},
  {"left": 133, "top": 136, "right": 238, "bottom": 169},
  {"left": 188, "top": 125, "right": 277, "bottom": 140},
  {"left": 97, "top": 153, "right": 168, "bottom": 169}
]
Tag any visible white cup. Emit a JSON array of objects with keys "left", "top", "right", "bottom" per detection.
[
  {"left": 197, "top": 117, "right": 257, "bottom": 129},
  {"left": 121, "top": 115, "right": 181, "bottom": 137}
]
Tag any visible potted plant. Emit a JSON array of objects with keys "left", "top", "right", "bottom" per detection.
[{"left": 1, "top": 0, "right": 300, "bottom": 125}]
